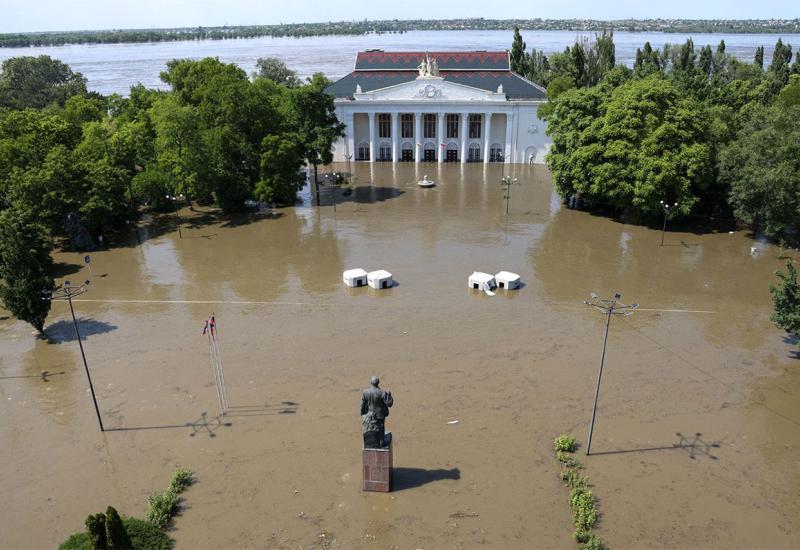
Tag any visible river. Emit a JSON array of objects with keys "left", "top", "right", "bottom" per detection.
[{"left": 1, "top": 30, "right": 799, "bottom": 95}]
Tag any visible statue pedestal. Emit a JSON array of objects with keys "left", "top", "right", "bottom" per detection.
[{"left": 362, "top": 433, "right": 393, "bottom": 492}]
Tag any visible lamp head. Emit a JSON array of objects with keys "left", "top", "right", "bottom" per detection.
[{"left": 614, "top": 292, "right": 621, "bottom": 300}]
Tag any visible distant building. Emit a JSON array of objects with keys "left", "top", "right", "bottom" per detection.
[{"left": 326, "top": 50, "right": 549, "bottom": 164}]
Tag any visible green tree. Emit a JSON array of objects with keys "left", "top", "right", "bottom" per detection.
[
  {"left": 720, "top": 103, "right": 800, "bottom": 244},
  {"left": 287, "top": 73, "right": 344, "bottom": 203},
  {"left": 546, "top": 75, "right": 713, "bottom": 216},
  {"left": 0, "top": 56, "right": 87, "bottom": 110},
  {"left": 769, "top": 262, "right": 800, "bottom": 346},
  {"left": 0, "top": 208, "right": 53, "bottom": 332},
  {"left": 253, "top": 57, "right": 301, "bottom": 87},
  {"left": 537, "top": 75, "right": 576, "bottom": 120},
  {"left": 104, "top": 506, "right": 132, "bottom": 549},
  {"left": 776, "top": 74, "right": 800, "bottom": 107},
  {"left": 510, "top": 27, "right": 526, "bottom": 74},
  {"left": 85, "top": 513, "right": 106, "bottom": 550},
  {"left": 754, "top": 46, "right": 765, "bottom": 69}
]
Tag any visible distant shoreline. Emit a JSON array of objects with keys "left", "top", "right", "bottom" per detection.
[{"left": 2, "top": 18, "right": 800, "bottom": 48}]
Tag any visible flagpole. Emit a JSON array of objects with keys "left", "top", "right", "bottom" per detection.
[
  {"left": 207, "top": 328, "right": 225, "bottom": 417},
  {"left": 211, "top": 314, "right": 229, "bottom": 413}
]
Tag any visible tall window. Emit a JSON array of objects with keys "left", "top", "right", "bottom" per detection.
[
  {"left": 378, "top": 114, "right": 391, "bottom": 138},
  {"left": 468, "top": 143, "right": 481, "bottom": 162},
  {"left": 446, "top": 114, "right": 459, "bottom": 138},
  {"left": 423, "top": 114, "right": 436, "bottom": 138},
  {"left": 401, "top": 114, "right": 414, "bottom": 138},
  {"left": 358, "top": 142, "right": 370, "bottom": 161},
  {"left": 469, "top": 114, "right": 482, "bottom": 139}
]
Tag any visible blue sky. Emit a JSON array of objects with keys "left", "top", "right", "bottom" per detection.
[{"left": 1, "top": 0, "right": 798, "bottom": 33}]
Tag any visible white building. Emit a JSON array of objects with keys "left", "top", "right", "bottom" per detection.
[{"left": 327, "top": 50, "right": 549, "bottom": 164}]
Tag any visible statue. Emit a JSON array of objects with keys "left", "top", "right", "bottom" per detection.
[
  {"left": 418, "top": 57, "right": 429, "bottom": 77},
  {"left": 360, "top": 376, "right": 393, "bottom": 448},
  {"left": 355, "top": 84, "right": 362, "bottom": 94},
  {"left": 418, "top": 54, "right": 440, "bottom": 77}
]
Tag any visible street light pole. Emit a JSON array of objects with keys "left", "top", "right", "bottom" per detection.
[
  {"left": 43, "top": 280, "right": 104, "bottom": 432},
  {"left": 660, "top": 200, "right": 678, "bottom": 246},
  {"left": 583, "top": 292, "right": 638, "bottom": 455},
  {"left": 167, "top": 194, "right": 185, "bottom": 239},
  {"left": 501, "top": 176, "right": 519, "bottom": 215}
]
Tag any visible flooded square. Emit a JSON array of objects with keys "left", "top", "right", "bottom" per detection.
[{"left": 1, "top": 163, "right": 798, "bottom": 548}]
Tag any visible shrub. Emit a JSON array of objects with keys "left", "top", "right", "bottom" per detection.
[
  {"left": 556, "top": 451, "right": 581, "bottom": 467},
  {"left": 85, "top": 513, "right": 106, "bottom": 549},
  {"left": 146, "top": 490, "right": 179, "bottom": 529},
  {"left": 581, "top": 534, "right": 606, "bottom": 550},
  {"left": 169, "top": 468, "right": 193, "bottom": 493},
  {"left": 574, "top": 529, "right": 590, "bottom": 543},
  {"left": 105, "top": 506, "right": 132, "bottom": 549},
  {"left": 60, "top": 517, "right": 173, "bottom": 550},
  {"left": 554, "top": 435, "right": 577, "bottom": 453},
  {"left": 569, "top": 487, "right": 598, "bottom": 531},
  {"left": 123, "top": 517, "right": 173, "bottom": 549}
]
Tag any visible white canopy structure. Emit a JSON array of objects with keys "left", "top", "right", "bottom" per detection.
[
  {"left": 368, "top": 270, "right": 394, "bottom": 289},
  {"left": 495, "top": 271, "right": 521, "bottom": 290},
  {"left": 343, "top": 268, "right": 368, "bottom": 288}
]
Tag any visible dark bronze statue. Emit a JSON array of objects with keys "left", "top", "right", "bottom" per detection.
[{"left": 361, "top": 376, "right": 393, "bottom": 448}]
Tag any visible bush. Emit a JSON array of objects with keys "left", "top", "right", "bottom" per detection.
[
  {"left": 169, "top": 468, "right": 193, "bottom": 493},
  {"left": 554, "top": 435, "right": 577, "bottom": 453},
  {"left": 123, "top": 517, "right": 173, "bottom": 549},
  {"left": 569, "top": 487, "right": 598, "bottom": 531},
  {"left": 145, "top": 490, "right": 179, "bottom": 529},
  {"left": 556, "top": 451, "right": 580, "bottom": 467},
  {"left": 105, "top": 506, "right": 132, "bottom": 549},
  {"left": 581, "top": 534, "right": 606, "bottom": 550},
  {"left": 60, "top": 517, "right": 173, "bottom": 550}
]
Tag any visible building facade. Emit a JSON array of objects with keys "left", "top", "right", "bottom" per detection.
[{"left": 326, "top": 51, "right": 550, "bottom": 164}]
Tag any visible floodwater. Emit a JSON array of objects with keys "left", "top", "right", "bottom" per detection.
[
  {"left": 1, "top": 30, "right": 799, "bottom": 96},
  {"left": 1, "top": 163, "right": 798, "bottom": 548}
]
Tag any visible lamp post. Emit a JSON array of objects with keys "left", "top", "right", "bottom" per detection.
[
  {"left": 501, "top": 176, "right": 518, "bottom": 215},
  {"left": 583, "top": 292, "right": 638, "bottom": 455},
  {"left": 660, "top": 200, "right": 678, "bottom": 246},
  {"left": 43, "top": 280, "right": 104, "bottom": 432},
  {"left": 166, "top": 194, "right": 185, "bottom": 239},
  {"left": 345, "top": 153, "right": 353, "bottom": 185}
]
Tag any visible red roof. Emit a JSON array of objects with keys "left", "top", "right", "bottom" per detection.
[{"left": 355, "top": 51, "right": 510, "bottom": 71}]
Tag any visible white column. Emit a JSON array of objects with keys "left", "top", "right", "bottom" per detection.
[
  {"left": 504, "top": 112, "right": 513, "bottom": 164},
  {"left": 368, "top": 112, "right": 376, "bottom": 162},
  {"left": 346, "top": 112, "right": 355, "bottom": 163},
  {"left": 483, "top": 112, "right": 492, "bottom": 164},
  {"left": 437, "top": 112, "right": 445, "bottom": 163},
  {"left": 391, "top": 112, "right": 398, "bottom": 163},
  {"left": 460, "top": 112, "right": 468, "bottom": 164},
  {"left": 415, "top": 112, "right": 422, "bottom": 163}
]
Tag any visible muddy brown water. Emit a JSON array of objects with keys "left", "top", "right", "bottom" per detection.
[{"left": 1, "top": 163, "right": 798, "bottom": 549}]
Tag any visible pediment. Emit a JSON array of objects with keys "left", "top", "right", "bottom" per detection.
[{"left": 354, "top": 77, "right": 504, "bottom": 102}]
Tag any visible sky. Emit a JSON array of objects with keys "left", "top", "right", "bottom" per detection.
[{"left": 1, "top": 0, "right": 798, "bottom": 33}]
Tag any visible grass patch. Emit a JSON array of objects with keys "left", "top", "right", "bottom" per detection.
[{"left": 553, "top": 435, "right": 607, "bottom": 550}]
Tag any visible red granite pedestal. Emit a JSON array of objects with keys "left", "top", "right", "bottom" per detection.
[{"left": 362, "top": 433, "right": 393, "bottom": 492}]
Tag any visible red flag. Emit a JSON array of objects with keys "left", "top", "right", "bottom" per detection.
[{"left": 209, "top": 315, "right": 216, "bottom": 336}]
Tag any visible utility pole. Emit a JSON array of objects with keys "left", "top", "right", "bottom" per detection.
[
  {"left": 660, "top": 200, "right": 678, "bottom": 246},
  {"left": 43, "top": 280, "right": 104, "bottom": 432},
  {"left": 583, "top": 292, "right": 638, "bottom": 455}
]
